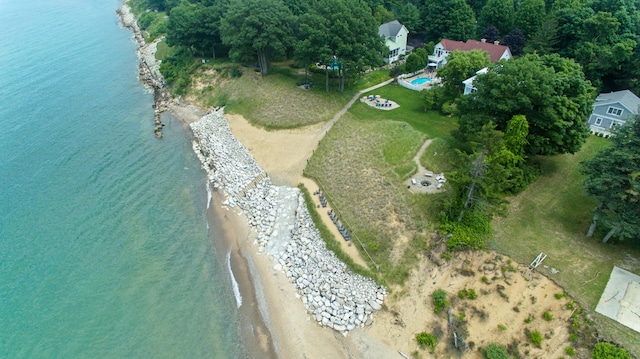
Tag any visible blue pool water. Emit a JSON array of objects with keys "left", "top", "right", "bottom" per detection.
[{"left": 411, "top": 77, "right": 431, "bottom": 85}]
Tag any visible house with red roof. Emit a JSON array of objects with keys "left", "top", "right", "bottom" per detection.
[{"left": 428, "top": 38, "right": 512, "bottom": 69}]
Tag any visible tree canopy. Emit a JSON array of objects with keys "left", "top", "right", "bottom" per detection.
[
  {"left": 295, "top": 0, "right": 385, "bottom": 91},
  {"left": 456, "top": 53, "right": 595, "bottom": 156},
  {"left": 220, "top": 0, "right": 295, "bottom": 74},
  {"left": 423, "top": 0, "right": 476, "bottom": 42},
  {"left": 581, "top": 117, "right": 640, "bottom": 243},
  {"left": 438, "top": 50, "right": 490, "bottom": 99},
  {"left": 479, "top": 0, "right": 515, "bottom": 35}
]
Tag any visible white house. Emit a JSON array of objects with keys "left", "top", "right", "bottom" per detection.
[
  {"left": 429, "top": 39, "right": 512, "bottom": 69},
  {"left": 462, "top": 67, "right": 489, "bottom": 95},
  {"left": 587, "top": 90, "right": 640, "bottom": 135},
  {"left": 379, "top": 20, "right": 409, "bottom": 63}
]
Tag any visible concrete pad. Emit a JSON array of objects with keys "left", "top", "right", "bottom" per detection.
[{"left": 595, "top": 266, "right": 640, "bottom": 333}]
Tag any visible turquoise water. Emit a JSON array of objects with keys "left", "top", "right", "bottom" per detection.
[
  {"left": 0, "top": 1, "right": 243, "bottom": 358},
  {"left": 410, "top": 77, "right": 431, "bottom": 85}
]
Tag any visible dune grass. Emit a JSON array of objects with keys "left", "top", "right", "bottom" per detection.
[{"left": 188, "top": 63, "right": 353, "bottom": 129}]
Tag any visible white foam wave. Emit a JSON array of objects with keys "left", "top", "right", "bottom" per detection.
[
  {"left": 226, "top": 250, "right": 243, "bottom": 309},
  {"left": 206, "top": 181, "right": 212, "bottom": 209}
]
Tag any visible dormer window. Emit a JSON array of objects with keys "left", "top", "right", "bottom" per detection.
[{"left": 607, "top": 107, "right": 623, "bottom": 116}]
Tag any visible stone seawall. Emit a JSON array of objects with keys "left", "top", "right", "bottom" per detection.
[
  {"left": 116, "top": 4, "right": 169, "bottom": 138},
  {"left": 190, "top": 109, "right": 386, "bottom": 333}
]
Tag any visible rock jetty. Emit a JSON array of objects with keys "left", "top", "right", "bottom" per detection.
[
  {"left": 190, "top": 109, "right": 386, "bottom": 333},
  {"left": 117, "top": 5, "right": 170, "bottom": 139}
]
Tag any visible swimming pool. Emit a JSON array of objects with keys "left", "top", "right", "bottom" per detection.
[{"left": 411, "top": 77, "right": 431, "bottom": 85}]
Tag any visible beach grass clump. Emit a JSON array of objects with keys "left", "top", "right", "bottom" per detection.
[
  {"left": 415, "top": 331, "right": 438, "bottom": 351},
  {"left": 431, "top": 289, "right": 449, "bottom": 314},
  {"left": 528, "top": 330, "right": 543, "bottom": 347},
  {"left": 482, "top": 343, "right": 509, "bottom": 359}
]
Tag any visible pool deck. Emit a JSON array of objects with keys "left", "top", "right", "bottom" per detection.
[{"left": 399, "top": 73, "right": 441, "bottom": 91}]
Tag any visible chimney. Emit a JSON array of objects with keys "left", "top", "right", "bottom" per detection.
[
  {"left": 494, "top": 40, "right": 500, "bottom": 45},
  {"left": 481, "top": 38, "right": 486, "bottom": 43}
]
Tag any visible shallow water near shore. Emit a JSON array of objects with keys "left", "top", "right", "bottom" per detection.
[{"left": 0, "top": 1, "right": 245, "bottom": 357}]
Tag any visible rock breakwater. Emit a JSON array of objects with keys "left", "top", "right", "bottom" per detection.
[
  {"left": 190, "top": 109, "right": 386, "bottom": 333},
  {"left": 117, "top": 4, "right": 170, "bottom": 139}
]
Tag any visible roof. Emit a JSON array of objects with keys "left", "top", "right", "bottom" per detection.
[
  {"left": 595, "top": 90, "right": 640, "bottom": 114},
  {"left": 439, "top": 39, "right": 511, "bottom": 62},
  {"left": 378, "top": 20, "right": 406, "bottom": 38}
]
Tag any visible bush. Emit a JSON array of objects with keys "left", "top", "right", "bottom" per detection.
[
  {"left": 483, "top": 343, "right": 509, "bottom": 359},
  {"left": 458, "top": 288, "right": 478, "bottom": 299},
  {"left": 415, "top": 332, "right": 438, "bottom": 351},
  {"left": 565, "top": 346, "right": 575, "bottom": 356},
  {"left": 431, "top": 289, "right": 449, "bottom": 314},
  {"left": 529, "top": 330, "right": 542, "bottom": 347},
  {"left": 543, "top": 311, "right": 553, "bottom": 321},
  {"left": 592, "top": 342, "right": 632, "bottom": 359},
  {"left": 497, "top": 324, "right": 507, "bottom": 331}
]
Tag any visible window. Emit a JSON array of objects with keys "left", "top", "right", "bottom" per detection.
[
  {"left": 607, "top": 107, "right": 623, "bottom": 116},
  {"left": 611, "top": 121, "right": 619, "bottom": 129},
  {"left": 595, "top": 118, "right": 602, "bottom": 126}
]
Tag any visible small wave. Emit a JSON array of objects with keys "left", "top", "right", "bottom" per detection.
[
  {"left": 206, "top": 181, "right": 212, "bottom": 210},
  {"left": 226, "top": 250, "right": 243, "bottom": 309}
]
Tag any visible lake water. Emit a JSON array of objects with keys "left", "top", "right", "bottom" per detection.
[{"left": 0, "top": 1, "right": 244, "bottom": 357}]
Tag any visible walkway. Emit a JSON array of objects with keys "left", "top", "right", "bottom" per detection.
[{"left": 405, "top": 139, "right": 445, "bottom": 194}]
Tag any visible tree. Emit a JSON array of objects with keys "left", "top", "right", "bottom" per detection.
[
  {"left": 482, "top": 26, "right": 500, "bottom": 43},
  {"left": 456, "top": 53, "right": 595, "bottom": 155},
  {"left": 514, "top": 0, "right": 546, "bottom": 39},
  {"left": 524, "top": 16, "right": 558, "bottom": 54},
  {"left": 502, "top": 28, "right": 525, "bottom": 56},
  {"left": 295, "top": 0, "right": 385, "bottom": 92},
  {"left": 438, "top": 50, "right": 490, "bottom": 99},
  {"left": 479, "top": 0, "right": 515, "bottom": 35},
  {"left": 423, "top": 0, "right": 476, "bottom": 42},
  {"left": 404, "top": 51, "right": 428, "bottom": 73},
  {"left": 555, "top": 5, "right": 638, "bottom": 90},
  {"left": 581, "top": 117, "right": 640, "bottom": 243},
  {"left": 220, "top": 0, "right": 295, "bottom": 74},
  {"left": 396, "top": 3, "right": 423, "bottom": 33}
]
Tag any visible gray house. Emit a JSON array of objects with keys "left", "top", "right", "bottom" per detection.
[{"left": 588, "top": 90, "right": 640, "bottom": 135}]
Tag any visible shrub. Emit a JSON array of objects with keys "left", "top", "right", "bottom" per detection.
[
  {"left": 415, "top": 332, "right": 438, "bottom": 351},
  {"left": 565, "top": 346, "right": 575, "bottom": 356},
  {"left": 554, "top": 293, "right": 566, "bottom": 299},
  {"left": 529, "top": 330, "right": 542, "bottom": 347},
  {"left": 524, "top": 315, "right": 532, "bottom": 323},
  {"left": 431, "top": 289, "right": 449, "bottom": 314},
  {"left": 497, "top": 324, "right": 507, "bottom": 331},
  {"left": 543, "top": 311, "right": 553, "bottom": 321},
  {"left": 592, "top": 342, "right": 632, "bottom": 359},
  {"left": 458, "top": 288, "right": 478, "bottom": 299},
  {"left": 483, "top": 343, "right": 509, "bottom": 359}
]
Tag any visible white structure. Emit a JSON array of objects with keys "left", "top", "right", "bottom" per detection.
[
  {"left": 429, "top": 39, "right": 512, "bottom": 69},
  {"left": 378, "top": 20, "right": 408, "bottom": 63},
  {"left": 587, "top": 90, "right": 640, "bottom": 135},
  {"left": 462, "top": 67, "right": 488, "bottom": 95}
]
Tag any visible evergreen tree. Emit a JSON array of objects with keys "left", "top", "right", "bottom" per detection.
[{"left": 581, "top": 117, "right": 640, "bottom": 243}]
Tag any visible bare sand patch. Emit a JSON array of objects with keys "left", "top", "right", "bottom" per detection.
[{"left": 226, "top": 113, "right": 323, "bottom": 187}]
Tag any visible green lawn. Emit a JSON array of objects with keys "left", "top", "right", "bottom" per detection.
[{"left": 492, "top": 135, "right": 640, "bottom": 356}]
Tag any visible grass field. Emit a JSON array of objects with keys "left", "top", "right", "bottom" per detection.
[
  {"left": 305, "top": 84, "right": 454, "bottom": 284},
  {"left": 492, "top": 135, "right": 640, "bottom": 355},
  {"left": 187, "top": 63, "right": 355, "bottom": 129}
]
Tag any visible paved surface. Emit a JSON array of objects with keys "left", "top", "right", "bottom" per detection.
[{"left": 595, "top": 266, "right": 640, "bottom": 333}]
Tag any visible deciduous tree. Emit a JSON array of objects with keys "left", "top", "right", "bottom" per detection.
[
  {"left": 479, "top": 0, "right": 515, "bottom": 35},
  {"left": 220, "top": 0, "right": 295, "bottom": 75},
  {"left": 423, "top": 0, "right": 476, "bottom": 42},
  {"left": 437, "top": 50, "right": 490, "bottom": 99},
  {"left": 456, "top": 53, "right": 595, "bottom": 155}
]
